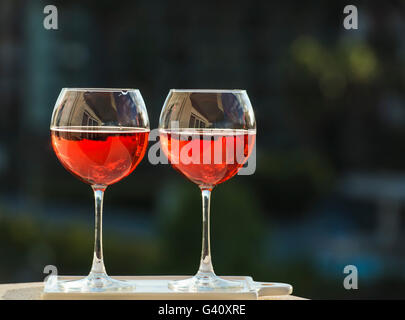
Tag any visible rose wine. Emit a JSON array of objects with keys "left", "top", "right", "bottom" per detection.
[
  {"left": 160, "top": 129, "right": 255, "bottom": 187},
  {"left": 51, "top": 127, "right": 149, "bottom": 186}
]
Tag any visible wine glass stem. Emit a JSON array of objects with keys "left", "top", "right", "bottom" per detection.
[
  {"left": 197, "top": 187, "right": 215, "bottom": 277},
  {"left": 90, "top": 185, "right": 107, "bottom": 276}
]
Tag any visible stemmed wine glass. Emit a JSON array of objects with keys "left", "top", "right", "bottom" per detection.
[
  {"left": 159, "top": 89, "right": 256, "bottom": 291},
  {"left": 50, "top": 88, "right": 149, "bottom": 292}
]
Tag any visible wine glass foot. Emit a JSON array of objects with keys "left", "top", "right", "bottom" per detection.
[
  {"left": 168, "top": 273, "right": 243, "bottom": 292},
  {"left": 53, "top": 273, "right": 135, "bottom": 293}
]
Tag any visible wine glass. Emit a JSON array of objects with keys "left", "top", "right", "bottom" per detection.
[
  {"left": 159, "top": 89, "right": 256, "bottom": 291},
  {"left": 50, "top": 88, "right": 149, "bottom": 292}
]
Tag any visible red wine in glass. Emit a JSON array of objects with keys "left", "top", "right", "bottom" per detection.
[
  {"left": 51, "top": 127, "right": 149, "bottom": 186},
  {"left": 159, "top": 89, "right": 257, "bottom": 292},
  {"left": 160, "top": 129, "right": 256, "bottom": 187},
  {"left": 48, "top": 88, "right": 149, "bottom": 293}
]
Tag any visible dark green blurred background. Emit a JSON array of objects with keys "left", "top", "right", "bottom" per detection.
[{"left": 1, "top": 0, "right": 405, "bottom": 299}]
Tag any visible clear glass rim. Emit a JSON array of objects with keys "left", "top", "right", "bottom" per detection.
[
  {"left": 170, "top": 89, "right": 247, "bottom": 93},
  {"left": 61, "top": 88, "right": 141, "bottom": 93}
]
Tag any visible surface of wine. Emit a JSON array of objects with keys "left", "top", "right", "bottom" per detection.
[
  {"left": 51, "top": 127, "right": 149, "bottom": 186},
  {"left": 160, "top": 129, "right": 255, "bottom": 187}
]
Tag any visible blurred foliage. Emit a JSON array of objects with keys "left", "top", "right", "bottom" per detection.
[
  {"left": 291, "top": 36, "right": 379, "bottom": 99},
  {"left": 255, "top": 148, "right": 335, "bottom": 215},
  {"left": 155, "top": 179, "right": 267, "bottom": 277},
  {"left": 0, "top": 205, "right": 158, "bottom": 282}
]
